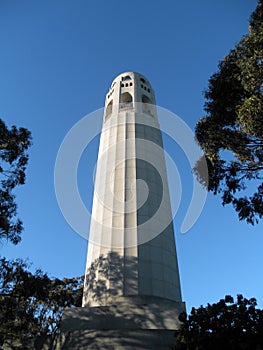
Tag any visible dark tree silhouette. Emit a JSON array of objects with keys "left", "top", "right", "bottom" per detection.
[
  {"left": 175, "top": 295, "right": 263, "bottom": 350},
  {"left": 195, "top": 0, "right": 263, "bottom": 224},
  {"left": 0, "top": 119, "right": 32, "bottom": 244},
  {"left": 0, "top": 258, "right": 83, "bottom": 348}
]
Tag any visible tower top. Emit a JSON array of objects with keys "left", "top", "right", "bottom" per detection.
[
  {"left": 109, "top": 71, "right": 153, "bottom": 89},
  {"left": 104, "top": 72, "right": 156, "bottom": 121}
]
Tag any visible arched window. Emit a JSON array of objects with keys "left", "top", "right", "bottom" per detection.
[
  {"left": 142, "top": 95, "right": 154, "bottom": 116},
  {"left": 122, "top": 75, "right": 132, "bottom": 81},
  {"left": 140, "top": 78, "right": 146, "bottom": 84},
  {"left": 105, "top": 100, "right": 113, "bottom": 121},
  {"left": 120, "top": 92, "right": 133, "bottom": 110},
  {"left": 142, "top": 95, "right": 152, "bottom": 104}
]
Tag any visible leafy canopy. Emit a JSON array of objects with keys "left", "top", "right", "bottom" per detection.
[
  {"left": 195, "top": 0, "right": 263, "bottom": 224},
  {"left": 0, "top": 119, "right": 32, "bottom": 244},
  {"left": 0, "top": 257, "right": 83, "bottom": 348},
  {"left": 176, "top": 294, "right": 263, "bottom": 350}
]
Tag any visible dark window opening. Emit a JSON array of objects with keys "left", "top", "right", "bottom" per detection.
[
  {"left": 122, "top": 75, "right": 132, "bottom": 81},
  {"left": 142, "top": 94, "right": 154, "bottom": 117},
  {"left": 142, "top": 95, "right": 152, "bottom": 104},
  {"left": 105, "top": 100, "right": 113, "bottom": 121},
  {"left": 120, "top": 92, "right": 133, "bottom": 110}
]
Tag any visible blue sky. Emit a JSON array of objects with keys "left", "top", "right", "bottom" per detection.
[{"left": 1, "top": 0, "right": 262, "bottom": 312}]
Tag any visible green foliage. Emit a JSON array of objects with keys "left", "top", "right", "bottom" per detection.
[
  {"left": 195, "top": 0, "right": 263, "bottom": 224},
  {"left": 0, "top": 258, "right": 83, "bottom": 348},
  {"left": 0, "top": 119, "right": 32, "bottom": 244},
  {"left": 176, "top": 295, "right": 263, "bottom": 350}
]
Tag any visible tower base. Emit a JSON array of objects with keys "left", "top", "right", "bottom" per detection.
[
  {"left": 57, "top": 296, "right": 186, "bottom": 349},
  {"left": 56, "top": 329, "right": 178, "bottom": 349}
]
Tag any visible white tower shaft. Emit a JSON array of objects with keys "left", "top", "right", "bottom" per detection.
[{"left": 82, "top": 72, "right": 182, "bottom": 306}]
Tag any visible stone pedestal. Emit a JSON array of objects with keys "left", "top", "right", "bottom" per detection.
[{"left": 55, "top": 296, "right": 185, "bottom": 349}]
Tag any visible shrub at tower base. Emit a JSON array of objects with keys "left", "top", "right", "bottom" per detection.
[
  {"left": 0, "top": 258, "right": 83, "bottom": 349},
  {"left": 175, "top": 295, "right": 263, "bottom": 350}
]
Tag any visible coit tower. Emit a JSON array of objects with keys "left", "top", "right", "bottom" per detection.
[
  {"left": 61, "top": 72, "right": 185, "bottom": 349},
  {"left": 83, "top": 72, "right": 183, "bottom": 306}
]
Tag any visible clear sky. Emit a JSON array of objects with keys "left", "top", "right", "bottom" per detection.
[{"left": 0, "top": 0, "right": 262, "bottom": 312}]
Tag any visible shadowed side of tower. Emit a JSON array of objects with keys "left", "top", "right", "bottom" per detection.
[{"left": 58, "top": 72, "right": 186, "bottom": 349}]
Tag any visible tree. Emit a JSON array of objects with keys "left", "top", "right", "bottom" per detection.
[
  {"left": 0, "top": 119, "right": 32, "bottom": 244},
  {"left": 0, "top": 257, "right": 83, "bottom": 348},
  {"left": 176, "top": 295, "right": 263, "bottom": 350},
  {"left": 195, "top": 0, "right": 263, "bottom": 224}
]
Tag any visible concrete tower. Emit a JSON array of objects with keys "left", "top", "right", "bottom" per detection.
[{"left": 61, "top": 72, "right": 185, "bottom": 349}]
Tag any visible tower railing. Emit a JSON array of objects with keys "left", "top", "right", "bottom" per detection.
[{"left": 119, "top": 102, "right": 133, "bottom": 111}]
